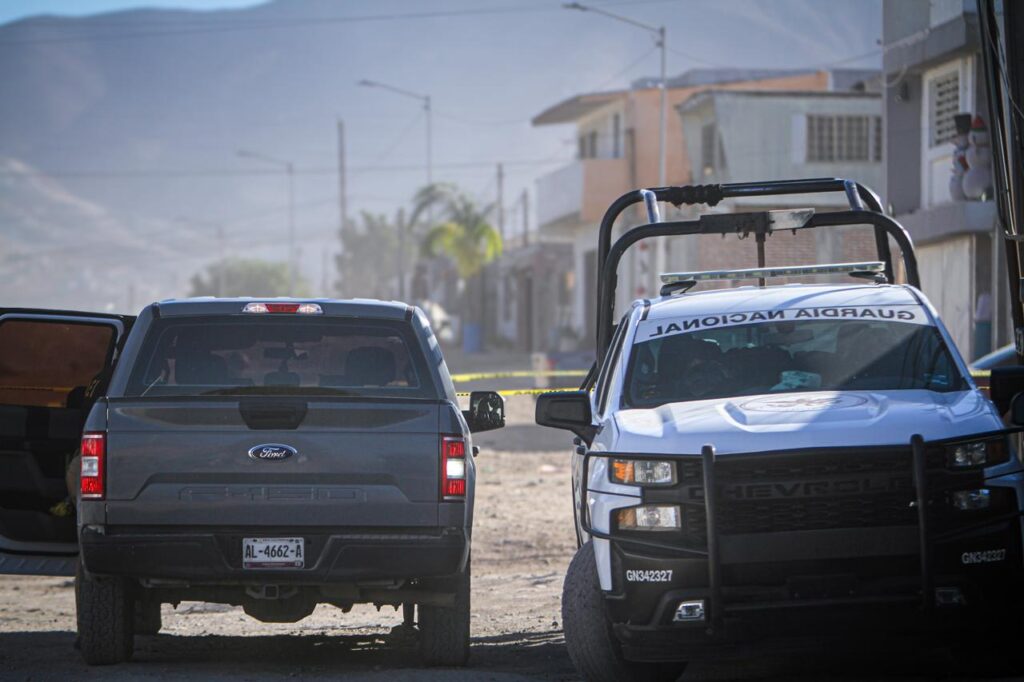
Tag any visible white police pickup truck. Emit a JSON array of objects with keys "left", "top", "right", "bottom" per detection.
[{"left": 536, "top": 179, "right": 1024, "bottom": 682}]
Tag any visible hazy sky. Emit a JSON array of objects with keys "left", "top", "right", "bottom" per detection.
[
  {"left": 0, "top": 1, "right": 260, "bottom": 23},
  {"left": 0, "top": 0, "right": 884, "bottom": 309}
]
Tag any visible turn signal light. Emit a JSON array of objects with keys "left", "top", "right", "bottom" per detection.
[
  {"left": 441, "top": 436, "right": 467, "bottom": 499},
  {"left": 80, "top": 432, "right": 106, "bottom": 500},
  {"left": 610, "top": 459, "right": 675, "bottom": 485}
]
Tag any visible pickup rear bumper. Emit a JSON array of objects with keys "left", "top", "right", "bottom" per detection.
[{"left": 79, "top": 525, "right": 468, "bottom": 583}]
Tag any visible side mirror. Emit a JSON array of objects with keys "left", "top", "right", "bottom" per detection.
[
  {"left": 990, "top": 366, "right": 1024, "bottom": 415},
  {"left": 1011, "top": 393, "right": 1024, "bottom": 427},
  {"left": 535, "top": 391, "right": 595, "bottom": 444},
  {"left": 464, "top": 391, "right": 505, "bottom": 433}
]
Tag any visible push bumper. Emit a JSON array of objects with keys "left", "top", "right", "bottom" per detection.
[
  {"left": 79, "top": 525, "right": 468, "bottom": 583},
  {"left": 584, "top": 432, "right": 1024, "bottom": 661}
]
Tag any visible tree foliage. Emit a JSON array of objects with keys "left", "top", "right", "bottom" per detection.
[
  {"left": 334, "top": 184, "right": 447, "bottom": 299},
  {"left": 189, "top": 258, "right": 308, "bottom": 298},
  {"left": 420, "top": 185, "right": 502, "bottom": 279}
]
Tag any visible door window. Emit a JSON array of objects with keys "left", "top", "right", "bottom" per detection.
[{"left": 0, "top": 319, "right": 116, "bottom": 408}]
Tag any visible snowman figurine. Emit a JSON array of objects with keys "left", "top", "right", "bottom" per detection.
[
  {"left": 963, "top": 115, "right": 993, "bottom": 200},
  {"left": 949, "top": 113, "right": 972, "bottom": 201}
]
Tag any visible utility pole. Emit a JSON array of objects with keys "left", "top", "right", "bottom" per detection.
[
  {"left": 496, "top": 163, "right": 505, "bottom": 239},
  {"left": 521, "top": 189, "right": 529, "bottom": 246},
  {"left": 237, "top": 149, "right": 298, "bottom": 293},
  {"left": 336, "top": 118, "right": 347, "bottom": 297},
  {"left": 564, "top": 2, "right": 668, "bottom": 293},
  {"left": 337, "top": 118, "right": 348, "bottom": 242},
  {"left": 287, "top": 161, "right": 295, "bottom": 293},
  {"left": 217, "top": 225, "right": 226, "bottom": 297}
]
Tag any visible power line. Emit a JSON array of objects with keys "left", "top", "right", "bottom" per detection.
[
  {"left": 0, "top": 157, "right": 574, "bottom": 180},
  {"left": 370, "top": 110, "right": 426, "bottom": 163},
  {"left": 0, "top": 3, "right": 561, "bottom": 46}
]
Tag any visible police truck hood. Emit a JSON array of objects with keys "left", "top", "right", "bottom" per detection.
[{"left": 612, "top": 389, "right": 1003, "bottom": 455}]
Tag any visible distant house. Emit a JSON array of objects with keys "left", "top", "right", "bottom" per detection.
[
  {"left": 676, "top": 88, "right": 883, "bottom": 279},
  {"left": 530, "top": 68, "right": 878, "bottom": 347},
  {"left": 882, "top": 0, "right": 1004, "bottom": 359}
]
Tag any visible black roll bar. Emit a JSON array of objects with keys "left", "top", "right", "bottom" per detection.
[
  {"left": 595, "top": 208, "right": 920, "bottom": 362},
  {"left": 700, "top": 444, "right": 723, "bottom": 634},
  {"left": 594, "top": 178, "right": 898, "bottom": 363}
]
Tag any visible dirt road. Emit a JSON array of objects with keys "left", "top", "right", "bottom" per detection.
[{"left": 0, "top": 397, "right": 1006, "bottom": 681}]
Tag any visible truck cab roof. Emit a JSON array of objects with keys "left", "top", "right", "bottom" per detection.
[{"left": 151, "top": 297, "right": 413, "bottom": 319}]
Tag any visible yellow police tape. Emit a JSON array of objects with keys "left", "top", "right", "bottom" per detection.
[
  {"left": 450, "top": 369, "right": 588, "bottom": 383},
  {"left": 971, "top": 370, "right": 991, "bottom": 378},
  {"left": 456, "top": 387, "right": 580, "bottom": 397}
]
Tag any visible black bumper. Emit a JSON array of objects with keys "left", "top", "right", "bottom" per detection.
[
  {"left": 80, "top": 526, "right": 468, "bottom": 583},
  {"left": 583, "top": 433, "right": 1024, "bottom": 661}
]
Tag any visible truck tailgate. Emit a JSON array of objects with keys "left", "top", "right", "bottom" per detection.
[{"left": 103, "top": 397, "right": 442, "bottom": 527}]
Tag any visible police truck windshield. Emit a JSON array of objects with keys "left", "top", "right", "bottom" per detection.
[{"left": 623, "top": 307, "right": 967, "bottom": 408}]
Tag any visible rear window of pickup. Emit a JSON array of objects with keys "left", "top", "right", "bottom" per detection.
[{"left": 124, "top": 316, "right": 439, "bottom": 399}]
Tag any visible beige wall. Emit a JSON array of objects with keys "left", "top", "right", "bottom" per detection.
[{"left": 580, "top": 158, "right": 629, "bottom": 223}]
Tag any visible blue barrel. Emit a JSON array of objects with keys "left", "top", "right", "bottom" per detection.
[{"left": 462, "top": 323, "right": 483, "bottom": 354}]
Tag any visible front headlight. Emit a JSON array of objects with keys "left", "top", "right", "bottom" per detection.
[
  {"left": 616, "top": 505, "right": 681, "bottom": 531},
  {"left": 946, "top": 438, "right": 1009, "bottom": 468},
  {"left": 610, "top": 458, "right": 676, "bottom": 485}
]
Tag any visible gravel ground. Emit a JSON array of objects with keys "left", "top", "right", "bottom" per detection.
[{"left": 0, "top": 396, "right": 1016, "bottom": 681}]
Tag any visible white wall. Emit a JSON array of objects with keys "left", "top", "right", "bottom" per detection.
[
  {"left": 918, "top": 235, "right": 975, "bottom": 358},
  {"left": 681, "top": 93, "right": 884, "bottom": 199},
  {"left": 537, "top": 160, "right": 583, "bottom": 227}
]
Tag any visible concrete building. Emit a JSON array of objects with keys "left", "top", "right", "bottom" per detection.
[
  {"left": 531, "top": 68, "right": 878, "bottom": 346},
  {"left": 676, "top": 88, "right": 884, "bottom": 280},
  {"left": 882, "top": 0, "right": 1005, "bottom": 359}
]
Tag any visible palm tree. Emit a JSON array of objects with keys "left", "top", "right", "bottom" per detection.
[
  {"left": 419, "top": 185, "right": 503, "bottom": 349},
  {"left": 335, "top": 188, "right": 441, "bottom": 299},
  {"left": 421, "top": 193, "right": 502, "bottom": 279}
]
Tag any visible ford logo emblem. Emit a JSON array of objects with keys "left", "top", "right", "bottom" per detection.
[{"left": 248, "top": 444, "right": 297, "bottom": 461}]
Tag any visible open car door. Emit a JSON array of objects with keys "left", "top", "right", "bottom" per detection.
[{"left": 0, "top": 308, "right": 134, "bottom": 576}]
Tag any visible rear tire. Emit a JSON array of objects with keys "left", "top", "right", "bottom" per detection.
[
  {"left": 75, "top": 563, "right": 134, "bottom": 665},
  {"left": 134, "top": 596, "right": 162, "bottom": 636},
  {"left": 419, "top": 561, "right": 471, "bottom": 666},
  {"left": 562, "top": 542, "right": 685, "bottom": 682}
]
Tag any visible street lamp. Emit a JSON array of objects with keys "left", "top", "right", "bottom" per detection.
[
  {"left": 357, "top": 78, "right": 434, "bottom": 301},
  {"left": 357, "top": 79, "right": 433, "bottom": 190},
  {"left": 236, "top": 149, "right": 296, "bottom": 293},
  {"left": 564, "top": 2, "right": 668, "bottom": 297},
  {"left": 563, "top": 2, "right": 667, "bottom": 188}
]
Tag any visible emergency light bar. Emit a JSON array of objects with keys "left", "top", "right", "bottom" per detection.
[{"left": 660, "top": 261, "right": 885, "bottom": 285}]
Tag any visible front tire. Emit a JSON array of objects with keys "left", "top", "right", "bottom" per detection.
[
  {"left": 419, "top": 561, "right": 471, "bottom": 666},
  {"left": 562, "top": 542, "right": 685, "bottom": 682},
  {"left": 75, "top": 563, "right": 135, "bottom": 665}
]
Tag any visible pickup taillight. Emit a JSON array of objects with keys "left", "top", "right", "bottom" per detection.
[
  {"left": 80, "top": 432, "right": 106, "bottom": 500},
  {"left": 441, "top": 435, "right": 466, "bottom": 499}
]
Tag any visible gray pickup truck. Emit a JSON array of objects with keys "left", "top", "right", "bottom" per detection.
[{"left": 0, "top": 299, "right": 503, "bottom": 666}]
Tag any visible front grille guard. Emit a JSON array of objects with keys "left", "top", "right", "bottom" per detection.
[{"left": 579, "top": 428, "right": 1024, "bottom": 631}]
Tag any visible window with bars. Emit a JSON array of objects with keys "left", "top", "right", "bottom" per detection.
[
  {"left": 807, "top": 115, "right": 882, "bottom": 162},
  {"left": 929, "top": 70, "right": 960, "bottom": 147}
]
